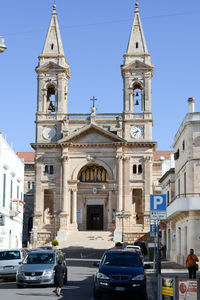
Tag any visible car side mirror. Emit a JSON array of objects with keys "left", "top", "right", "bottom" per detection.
[
  {"left": 144, "top": 263, "right": 151, "bottom": 269},
  {"left": 93, "top": 261, "right": 99, "bottom": 267}
]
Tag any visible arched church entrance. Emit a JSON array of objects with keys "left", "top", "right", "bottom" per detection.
[{"left": 77, "top": 164, "right": 109, "bottom": 231}]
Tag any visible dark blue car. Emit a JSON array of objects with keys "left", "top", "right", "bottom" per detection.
[{"left": 93, "top": 248, "right": 150, "bottom": 299}]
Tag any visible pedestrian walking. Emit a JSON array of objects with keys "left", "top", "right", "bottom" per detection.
[
  {"left": 54, "top": 258, "right": 66, "bottom": 296},
  {"left": 186, "top": 248, "right": 199, "bottom": 279}
]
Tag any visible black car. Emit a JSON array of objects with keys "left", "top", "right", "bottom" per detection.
[
  {"left": 93, "top": 248, "right": 150, "bottom": 299},
  {"left": 134, "top": 241, "right": 147, "bottom": 256}
]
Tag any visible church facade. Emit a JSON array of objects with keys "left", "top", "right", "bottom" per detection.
[{"left": 31, "top": 3, "right": 157, "bottom": 245}]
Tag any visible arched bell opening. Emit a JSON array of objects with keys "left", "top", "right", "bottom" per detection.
[
  {"left": 132, "top": 82, "right": 144, "bottom": 113},
  {"left": 46, "top": 84, "right": 56, "bottom": 114},
  {"left": 76, "top": 164, "right": 110, "bottom": 231}
]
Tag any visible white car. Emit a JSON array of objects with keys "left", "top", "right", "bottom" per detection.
[
  {"left": 0, "top": 249, "right": 27, "bottom": 280},
  {"left": 125, "top": 245, "right": 144, "bottom": 262}
]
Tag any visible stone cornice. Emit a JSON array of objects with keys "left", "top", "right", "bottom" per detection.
[
  {"left": 31, "top": 141, "right": 156, "bottom": 149},
  {"left": 31, "top": 143, "right": 60, "bottom": 150}
]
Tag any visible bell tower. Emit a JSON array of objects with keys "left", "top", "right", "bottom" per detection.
[
  {"left": 121, "top": 2, "right": 154, "bottom": 141},
  {"left": 35, "top": 4, "right": 70, "bottom": 143}
]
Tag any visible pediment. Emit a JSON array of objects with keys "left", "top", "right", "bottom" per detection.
[
  {"left": 121, "top": 60, "right": 153, "bottom": 72},
  {"left": 59, "top": 124, "right": 126, "bottom": 145},
  {"left": 36, "top": 62, "right": 68, "bottom": 73}
]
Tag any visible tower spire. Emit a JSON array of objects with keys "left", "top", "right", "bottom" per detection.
[
  {"left": 41, "top": 4, "right": 65, "bottom": 56},
  {"left": 126, "top": 2, "right": 148, "bottom": 56}
]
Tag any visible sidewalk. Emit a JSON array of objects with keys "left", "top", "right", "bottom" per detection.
[{"left": 146, "top": 259, "right": 200, "bottom": 278}]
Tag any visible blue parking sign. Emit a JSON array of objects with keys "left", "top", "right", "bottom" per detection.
[
  {"left": 150, "top": 194, "right": 166, "bottom": 211},
  {"left": 150, "top": 224, "right": 156, "bottom": 232}
]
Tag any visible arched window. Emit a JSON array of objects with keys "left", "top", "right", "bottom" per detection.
[
  {"left": 27, "top": 181, "right": 31, "bottom": 190},
  {"left": 138, "top": 164, "right": 143, "bottom": 174},
  {"left": 44, "top": 165, "right": 48, "bottom": 174},
  {"left": 133, "top": 165, "right": 137, "bottom": 174},
  {"left": 78, "top": 164, "right": 109, "bottom": 182},
  {"left": 136, "top": 42, "right": 139, "bottom": 49}
]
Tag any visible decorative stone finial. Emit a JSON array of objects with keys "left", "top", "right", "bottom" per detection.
[
  {"left": 53, "top": 4, "right": 56, "bottom": 11},
  {"left": 135, "top": 2, "right": 139, "bottom": 11}
]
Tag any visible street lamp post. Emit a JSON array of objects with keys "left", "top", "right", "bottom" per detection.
[
  {"left": 116, "top": 210, "right": 129, "bottom": 243},
  {"left": 52, "top": 210, "right": 57, "bottom": 240},
  {"left": 0, "top": 35, "right": 6, "bottom": 53}
]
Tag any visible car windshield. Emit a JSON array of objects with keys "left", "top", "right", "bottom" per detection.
[
  {"left": 102, "top": 252, "right": 142, "bottom": 267},
  {"left": 0, "top": 251, "right": 20, "bottom": 260},
  {"left": 23, "top": 252, "right": 55, "bottom": 264}
]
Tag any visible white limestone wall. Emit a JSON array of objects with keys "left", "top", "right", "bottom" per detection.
[
  {"left": 167, "top": 214, "right": 200, "bottom": 265},
  {"left": 0, "top": 133, "right": 24, "bottom": 249}
]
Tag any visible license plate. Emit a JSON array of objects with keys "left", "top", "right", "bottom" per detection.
[
  {"left": 4, "top": 266, "right": 14, "bottom": 270},
  {"left": 115, "top": 287, "right": 125, "bottom": 291},
  {"left": 26, "top": 276, "right": 38, "bottom": 280}
]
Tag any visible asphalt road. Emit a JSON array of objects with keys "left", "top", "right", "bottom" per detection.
[{"left": 0, "top": 259, "right": 157, "bottom": 300}]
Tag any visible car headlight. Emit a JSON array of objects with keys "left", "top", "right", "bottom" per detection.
[
  {"left": 132, "top": 274, "right": 144, "bottom": 280},
  {"left": 96, "top": 272, "right": 109, "bottom": 280},
  {"left": 43, "top": 270, "right": 53, "bottom": 276}
]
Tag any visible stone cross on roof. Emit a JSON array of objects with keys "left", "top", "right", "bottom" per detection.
[{"left": 90, "top": 96, "right": 97, "bottom": 108}]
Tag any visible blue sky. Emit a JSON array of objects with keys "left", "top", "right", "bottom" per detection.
[{"left": 1, "top": 0, "right": 200, "bottom": 152}]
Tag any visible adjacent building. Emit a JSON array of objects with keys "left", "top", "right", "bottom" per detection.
[
  {"left": 0, "top": 132, "right": 24, "bottom": 249},
  {"left": 161, "top": 98, "right": 200, "bottom": 264},
  {"left": 16, "top": 152, "right": 35, "bottom": 246}
]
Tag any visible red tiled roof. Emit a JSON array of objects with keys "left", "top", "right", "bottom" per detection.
[
  {"left": 16, "top": 152, "right": 35, "bottom": 162},
  {"left": 153, "top": 150, "right": 173, "bottom": 161}
]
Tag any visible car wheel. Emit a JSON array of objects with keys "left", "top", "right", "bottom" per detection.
[
  {"left": 141, "top": 292, "right": 148, "bottom": 300},
  {"left": 93, "top": 287, "right": 102, "bottom": 299}
]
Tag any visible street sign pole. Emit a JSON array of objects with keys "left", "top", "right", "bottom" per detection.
[
  {"left": 150, "top": 194, "right": 166, "bottom": 300},
  {"left": 156, "top": 219, "right": 161, "bottom": 300}
]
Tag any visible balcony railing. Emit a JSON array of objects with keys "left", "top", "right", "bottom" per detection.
[{"left": 168, "top": 193, "right": 200, "bottom": 206}]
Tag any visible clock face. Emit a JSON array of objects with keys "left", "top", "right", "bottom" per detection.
[
  {"left": 130, "top": 126, "right": 143, "bottom": 138},
  {"left": 42, "top": 126, "right": 56, "bottom": 140}
]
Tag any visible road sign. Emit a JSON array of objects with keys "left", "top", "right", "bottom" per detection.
[
  {"left": 150, "top": 223, "right": 156, "bottom": 232},
  {"left": 150, "top": 211, "right": 166, "bottom": 221},
  {"left": 150, "top": 223, "right": 156, "bottom": 237},
  {"left": 32, "top": 226, "right": 38, "bottom": 231},
  {"left": 150, "top": 194, "right": 166, "bottom": 211}
]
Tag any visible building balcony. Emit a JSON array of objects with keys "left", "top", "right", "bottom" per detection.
[
  {"left": 9, "top": 199, "right": 25, "bottom": 217},
  {"left": 167, "top": 193, "right": 200, "bottom": 218}
]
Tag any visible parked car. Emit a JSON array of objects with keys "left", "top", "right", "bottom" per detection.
[
  {"left": 37, "top": 246, "right": 52, "bottom": 250},
  {"left": 16, "top": 249, "right": 67, "bottom": 287},
  {"left": 93, "top": 248, "right": 150, "bottom": 299},
  {"left": 134, "top": 241, "right": 147, "bottom": 256},
  {"left": 125, "top": 245, "right": 144, "bottom": 262},
  {"left": 0, "top": 248, "right": 27, "bottom": 280}
]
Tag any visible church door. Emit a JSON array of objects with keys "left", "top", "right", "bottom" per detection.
[{"left": 87, "top": 205, "right": 103, "bottom": 230}]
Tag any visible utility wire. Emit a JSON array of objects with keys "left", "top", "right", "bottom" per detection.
[{"left": 3, "top": 10, "right": 200, "bottom": 37}]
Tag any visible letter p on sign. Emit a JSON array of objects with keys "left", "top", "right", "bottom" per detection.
[{"left": 150, "top": 194, "right": 166, "bottom": 211}]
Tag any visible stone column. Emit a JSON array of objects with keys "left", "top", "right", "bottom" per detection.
[
  {"left": 34, "top": 157, "right": 43, "bottom": 225},
  {"left": 129, "top": 92, "right": 133, "bottom": 112},
  {"left": 62, "top": 155, "right": 68, "bottom": 213},
  {"left": 72, "top": 188, "right": 77, "bottom": 224},
  {"left": 143, "top": 156, "right": 152, "bottom": 227},
  {"left": 108, "top": 190, "right": 113, "bottom": 225},
  {"left": 117, "top": 155, "right": 123, "bottom": 212}
]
